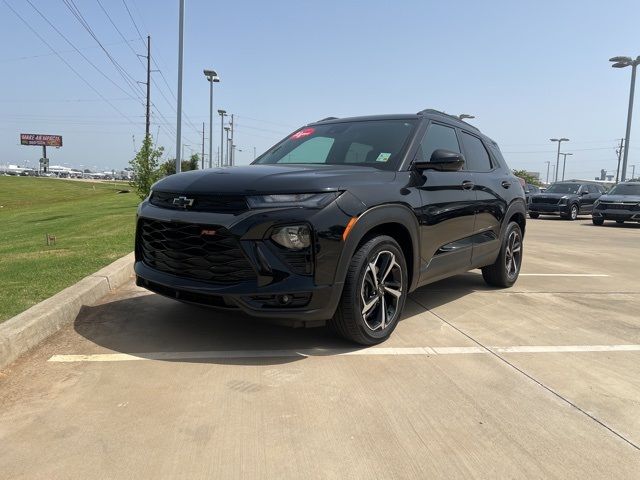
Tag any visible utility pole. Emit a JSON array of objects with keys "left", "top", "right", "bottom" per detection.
[
  {"left": 615, "top": 138, "right": 624, "bottom": 183},
  {"left": 145, "top": 35, "right": 151, "bottom": 139},
  {"left": 230, "top": 114, "right": 235, "bottom": 166},
  {"left": 218, "top": 110, "right": 227, "bottom": 167},
  {"left": 175, "top": 0, "right": 185, "bottom": 174},
  {"left": 545, "top": 161, "right": 550, "bottom": 184},
  {"left": 201, "top": 122, "right": 205, "bottom": 170},
  {"left": 632, "top": 164, "right": 637, "bottom": 179},
  {"left": 224, "top": 126, "right": 231, "bottom": 166}
]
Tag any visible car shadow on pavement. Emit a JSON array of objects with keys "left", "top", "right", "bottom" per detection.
[
  {"left": 73, "top": 292, "right": 361, "bottom": 366},
  {"left": 581, "top": 222, "right": 640, "bottom": 229},
  {"left": 73, "top": 272, "right": 490, "bottom": 365}
]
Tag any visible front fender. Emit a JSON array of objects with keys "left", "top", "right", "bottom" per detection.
[{"left": 333, "top": 204, "right": 421, "bottom": 292}]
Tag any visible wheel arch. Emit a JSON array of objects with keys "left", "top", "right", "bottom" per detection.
[
  {"left": 502, "top": 199, "right": 527, "bottom": 238},
  {"left": 335, "top": 204, "right": 421, "bottom": 292}
]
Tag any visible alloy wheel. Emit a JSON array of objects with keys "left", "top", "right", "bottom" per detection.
[
  {"left": 571, "top": 205, "right": 578, "bottom": 220},
  {"left": 360, "top": 250, "right": 403, "bottom": 331},
  {"left": 505, "top": 230, "right": 522, "bottom": 280}
]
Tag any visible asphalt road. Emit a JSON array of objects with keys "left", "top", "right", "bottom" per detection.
[{"left": 1, "top": 217, "right": 639, "bottom": 479}]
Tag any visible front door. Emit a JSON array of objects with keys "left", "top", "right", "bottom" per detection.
[{"left": 414, "top": 122, "right": 477, "bottom": 285}]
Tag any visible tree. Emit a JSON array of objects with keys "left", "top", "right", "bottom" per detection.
[
  {"left": 129, "top": 134, "right": 164, "bottom": 200},
  {"left": 159, "top": 153, "right": 200, "bottom": 176},
  {"left": 512, "top": 169, "right": 542, "bottom": 187}
]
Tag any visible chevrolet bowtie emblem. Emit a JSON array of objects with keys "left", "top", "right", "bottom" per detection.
[{"left": 172, "top": 196, "right": 194, "bottom": 208}]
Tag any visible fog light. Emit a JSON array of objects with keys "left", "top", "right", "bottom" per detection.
[
  {"left": 278, "top": 294, "right": 292, "bottom": 305},
  {"left": 271, "top": 225, "right": 311, "bottom": 250}
]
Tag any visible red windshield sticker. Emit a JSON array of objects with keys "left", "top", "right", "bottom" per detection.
[{"left": 290, "top": 127, "right": 315, "bottom": 140}]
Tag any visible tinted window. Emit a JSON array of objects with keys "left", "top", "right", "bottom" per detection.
[
  {"left": 345, "top": 142, "right": 374, "bottom": 163},
  {"left": 608, "top": 184, "right": 640, "bottom": 195},
  {"left": 588, "top": 184, "right": 600, "bottom": 194},
  {"left": 546, "top": 183, "right": 581, "bottom": 194},
  {"left": 418, "top": 123, "right": 460, "bottom": 162},
  {"left": 460, "top": 132, "right": 492, "bottom": 171},
  {"left": 255, "top": 119, "right": 417, "bottom": 171}
]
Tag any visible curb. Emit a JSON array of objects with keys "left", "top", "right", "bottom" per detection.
[{"left": 0, "top": 252, "right": 135, "bottom": 371}]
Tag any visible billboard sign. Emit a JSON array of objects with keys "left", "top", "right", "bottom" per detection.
[{"left": 20, "top": 134, "right": 63, "bottom": 147}]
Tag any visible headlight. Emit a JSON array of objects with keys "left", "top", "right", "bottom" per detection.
[
  {"left": 594, "top": 199, "right": 600, "bottom": 208},
  {"left": 271, "top": 225, "right": 311, "bottom": 250},
  {"left": 559, "top": 196, "right": 569, "bottom": 204},
  {"left": 247, "top": 192, "right": 340, "bottom": 209}
]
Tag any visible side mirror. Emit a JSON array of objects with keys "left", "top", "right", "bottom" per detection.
[{"left": 413, "top": 149, "right": 465, "bottom": 172}]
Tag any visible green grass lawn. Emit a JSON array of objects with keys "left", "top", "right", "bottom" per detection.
[{"left": 0, "top": 177, "right": 140, "bottom": 322}]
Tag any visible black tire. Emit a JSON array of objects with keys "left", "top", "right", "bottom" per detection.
[
  {"left": 567, "top": 203, "right": 579, "bottom": 220},
  {"left": 482, "top": 222, "right": 523, "bottom": 288},
  {"left": 330, "top": 235, "right": 407, "bottom": 345},
  {"left": 592, "top": 217, "right": 604, "bottom": 226},
  {"left": 528, "top": 212, "right": 539, "bottom": 219},
  {"left": 616, "top": 220, "right": 625, "bottom": 224}
]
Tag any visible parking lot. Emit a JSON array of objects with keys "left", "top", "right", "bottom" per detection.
[{"left": 1, "top": 217, "right": 639, "bottom": 479}]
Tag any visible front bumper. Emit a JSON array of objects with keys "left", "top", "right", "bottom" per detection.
[
  {"left": 135, "top": 261, "right": 342, "bottom": 322},
  {"left": 592, "top": 209, "right": 640, "bottom": 222},
  {"left": 528, "top": 203, "right": 570, "bottom": 214},
  {"left": 134, "top": 199, "right": 353, "bottom": 323}
]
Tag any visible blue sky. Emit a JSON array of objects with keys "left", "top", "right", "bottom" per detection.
[{"left": 1, "top": 0, "right": 639, "bottom": 179}]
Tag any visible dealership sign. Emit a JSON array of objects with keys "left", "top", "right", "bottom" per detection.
[{"left": 20, "top": 133, "right": 63, "bottom": 147}]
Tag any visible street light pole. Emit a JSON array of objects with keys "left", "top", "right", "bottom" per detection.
[
  {"left": 550, "top": 138, "right": 569, "bottom": 182},
  {"left": 610, "top": 55, "right": 640, "bottom": 181},
  {"left": 632, "top": 164, "right": 637, "bottom": 179},
  {"left": 559, "top": 152, "right": 573, "bottom": 181},
  {"left": 203, "top": 69, "right": 219, "bottom": 169},
  {"left": 217, "top": 109, "right": 227, "bottom": 167},
  {"left": 175, "top": 0, "right": 185, "bottom": 174}
]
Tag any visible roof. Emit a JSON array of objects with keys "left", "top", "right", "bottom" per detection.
[{"left": 310, "top": 109, "right": 482, "bottom": 133}]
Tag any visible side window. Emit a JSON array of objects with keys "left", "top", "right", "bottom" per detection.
[
  {"left": 419, "top": 123, "right": 460, "bottom": 162},
  {"left": 345, "top": 142, "right": 374, "bottom": 163},
  {"left": 279, "top": 136, "right": 334, "bottom": 164},
  {"left": 460, "top": 132, "right": 492, "bottom": 172}
]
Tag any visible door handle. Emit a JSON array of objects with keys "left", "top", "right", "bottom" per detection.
[
  {"left": 462, "top": 180, "right": 475, "bottom": 190},
  {"left": 501, "top": 180, "right": 511, "bottom": 189}
]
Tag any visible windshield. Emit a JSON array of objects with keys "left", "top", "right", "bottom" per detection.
[
  {"left": 545, "top": 183, "right": 581, "bottom": 194},
  {"left": 253, "top": 119, "right": 417, "bottom": 170},
  {"left": 608, "top": 184, "right": 640, "bottom": 196}
]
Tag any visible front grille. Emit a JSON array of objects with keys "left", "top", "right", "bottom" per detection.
[
  {"left": 150, "top": 191, "right": 248, "bottom": 214},
  {"left": 138, "top": 219, "right": 255, "bottom": 284},
  {"left": 532, "top": 197, "right": 560, "bottom": 204},
  {"left": 598, "top": 202, "right": 638, "bottom": 210}
]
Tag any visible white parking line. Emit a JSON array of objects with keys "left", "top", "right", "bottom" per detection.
[
  {"left": 47, "top": 344, "right": 640, "bottom": 362},
  {"left": 519, "top": 274, "right": 610, "bottom": 277}
]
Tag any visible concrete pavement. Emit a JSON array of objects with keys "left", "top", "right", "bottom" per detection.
[{"left": 1, "top": 217, "right": 639, "bottom": 479}]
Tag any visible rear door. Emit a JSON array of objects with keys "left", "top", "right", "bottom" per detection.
[
  {"left": 580, "top": 184, "right": 599, "bottom": 212},
  {"left": 414, "top": 122, "right": 477, "bottom": 285},
  {"left": 458, "top": 131, "right": 506, "bottom": 268}
]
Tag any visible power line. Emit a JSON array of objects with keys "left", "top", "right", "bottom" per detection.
[
  {"left": 61, "top": 0, "right": 145, "bottom": 101},
  {"left": 3, "top": 0, "right": 138, "bottom": 125},
  {"left": 25, "top": 0, "right": 143, "bottom": 105}
]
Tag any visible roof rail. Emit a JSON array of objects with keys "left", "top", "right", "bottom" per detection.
[
  {"left": 316, "top": 116, "right": 339, "bottom": 122},
  {"left": 417, "top": 108, "right": 480, "bottom": 131}
]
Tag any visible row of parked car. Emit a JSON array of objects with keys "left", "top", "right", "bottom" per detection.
[{"left": 524, "top": 180, "right": 640, "bottom": 225}]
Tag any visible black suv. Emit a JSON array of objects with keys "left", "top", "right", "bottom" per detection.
[
  {"left": 135, "top": 109, "right": 526, "bottom": 344},
  {"left": 528, "top": 181, "right": 606, "bottom": 220},
  {"left": 592, "top": 181, "right": 640, "bottom": 225}
]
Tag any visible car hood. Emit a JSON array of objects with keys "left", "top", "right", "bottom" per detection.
[
  {"left": 598, "top": 194, "right": 640, "bottom": 202},
  {"left": 152, "top": 164, "right": 396, "bottom": 195}
]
